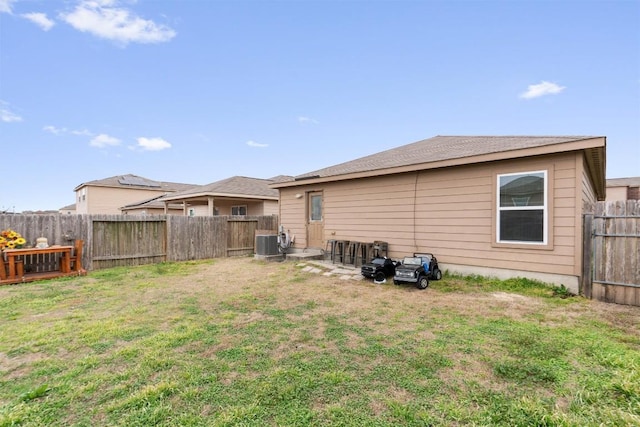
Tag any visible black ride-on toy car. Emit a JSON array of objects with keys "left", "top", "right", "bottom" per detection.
[
  {"left": 361, "top": 257, "right": 400, "bottom": 283},
  {"left": 393, "top": 253, "right": 442, "bottom": 289}
]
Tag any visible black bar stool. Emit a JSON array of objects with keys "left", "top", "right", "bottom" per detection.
[
  {"left": 325, "top": 239, "right": 337, "bottom": 262},
  {"left": 360, "top": 242, "right": 374, "bottom": 264},
  {"left": 334, "top": 240, "right": 349, "bottom": 264},
  {"left": 355, "top": 242, "right": 372, "bottom": 267},
  {"left": 344, "top": 241, "right": 360, "bottom": 265}
]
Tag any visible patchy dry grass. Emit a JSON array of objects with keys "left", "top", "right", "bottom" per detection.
[{"left": 1, "top": 258, "right": 639, "bottom": 426}]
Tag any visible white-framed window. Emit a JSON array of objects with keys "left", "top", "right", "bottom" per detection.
[
  {"left": 497, "top": 170, "right": 547, "bottom": 244},
  {"left": 188, "top": 208, "right": 196, "bottom": 217},
  {"left": 231, "top": 205, "right": 247, "bottom": 216}
]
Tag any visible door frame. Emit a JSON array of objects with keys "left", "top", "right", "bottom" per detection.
[{"left": 306, "top": 191, "right": 324, "bottom": 249}]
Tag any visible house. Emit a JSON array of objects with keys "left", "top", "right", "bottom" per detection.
[
  {"left": 606, "top": 177, "right": 640, "bottom": 201},
  {"left": 271, "top": 135, "right": 606, "bottom": 294},
  {"left": 157, "top": 175, "right": 284, "bottom": 216},
  {"left": 59, "top": 203, "right": 76, "bottom": 215},
  {"left": 120, "top": 195, "right": 186, "bottom": 215},
  {"left": 73, "top": 174, "right": 196, "bottom": 215}
]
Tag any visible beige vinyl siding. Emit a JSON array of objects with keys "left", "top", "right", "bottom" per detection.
[
  {"left": 555, "top": 159, "right": 578, "bottom": 263},
  {"left": 580, "top": 154, "right": 598, "bottom": 207},
  {"left": 204, "top": 200, "right": 270, "bottom": 216},
  {"left": 582, "top": 167, "right": 597, "bottom": 205},
  {"left": 575, "top": 154, "right": 597, "bottom": 276},
  {"left": 280, "top": 153, "right": 581, "bottom": 278},
  {"left": 279, "top": 188, "right": 309, "bottom": 248},
  {"left": 86, "top": 187, "right": 167, "bottom": 215},
  {"left": 606, "top": 187, "right": 627, "bottom": 201},
  {"left": 190, "top": 205, "right": 210, "bottom": 216},
  {"left": 263, "top": 200, "right": 279, "bottom": 216}
]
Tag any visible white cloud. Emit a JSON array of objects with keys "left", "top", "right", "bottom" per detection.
[
  {"left": 44, "top": 125, "right": 93, "bottom": 136},
  {"left": 0, "top": 0, "right": 15, "bottom": 14},
  {"left": 60, "top": 0, "right": 176, "bottom": 46},
  {"left": 520, "top": 81, "right": 566, "bottom": 99},
  {"left": 0, "top": 101, "right": 22, "bottom": 122},
  {"left": 71, "top": 128, "right": 93, "bottom": 136},
  {"left": 136, "top": 137, "right": 171, "bottom": 151},
  {"left": 22, "top": 12, "right": 55, "bottom": 31},
  {"left": 90, "top": 133, "right": 121, "bottom": 148},
  {"left": 0, "top": 109, "right": 22, "bottom": 122},
  {"left": 44, "top": 125, "right": 67, "bottom": 134},
  {"left": 247, "top": 140, "right": 268, "bottom": 148},
  {"left": 298, "top": 116, "right": 319, "bottom": 124}
]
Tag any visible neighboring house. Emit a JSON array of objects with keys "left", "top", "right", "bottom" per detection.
[
  {"left": 59, "top": 204, "right": 76, "bottom": 215},
  {"left": 158, "top": 176, "right": 284, "bottom": 217},
  {"left": 606, "top": 177, "right": 640, "bottom": 201},
  {"left": 271, "top": 135, "right": 606, "bottom": 293},
  {"left": 120, "top": 195, "right": 186, "bottom": 215},
  {"left": 74, "top": 174, "right": 196, "bottom": 215}
]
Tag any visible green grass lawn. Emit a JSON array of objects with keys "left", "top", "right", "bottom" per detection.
[{"left": 1, "top": 258, "right": 639, "bottom": 426}]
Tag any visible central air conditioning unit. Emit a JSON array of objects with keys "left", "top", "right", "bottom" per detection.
[{"left": 256, "top": 235, "right": 279, "bottom": 256}]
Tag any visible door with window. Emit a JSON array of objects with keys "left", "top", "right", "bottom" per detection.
[{"left": 307, "top": 191, "right": 324, "bottom": 249}]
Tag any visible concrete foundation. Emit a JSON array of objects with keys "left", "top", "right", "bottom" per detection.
[
  {"left": 442, "top": 263, "right": 579, "bottom": 294},
  {"left": 283, "top": 248, "right": 325, "bottom": 262},
  {"left": 253, "top": 254, "right": 285, "bottom": 262}
]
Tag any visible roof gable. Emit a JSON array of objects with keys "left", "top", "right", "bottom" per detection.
[
  {"left": 292, "top": 136, "right": 602, "bottom": 180},
  {"left": 74, "top": 174, "right": 195, "bottom": 192},
  {"left": 272, "top": 135, "right": 606, "bottom": 200},
  {"left": 162, "top": 176, "right": 279, "bottom": 201}
]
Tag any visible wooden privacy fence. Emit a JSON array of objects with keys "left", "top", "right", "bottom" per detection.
[
  {"left": 91, "top": 217, "right": 167, "bottom": 270},
  {"left": 583, "top": 200, "right": 640, "bottom": 306},
  {"left": 0, "top": 214, "right": 278, "bottom": 271}
]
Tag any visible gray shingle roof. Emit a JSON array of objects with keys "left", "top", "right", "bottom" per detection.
[
  {"left": 120, "top": 194, "right": 183, "bottom": 210},
  {"left": 165, "top": 176, "right": 279, "bottom": 199},
  {"left": 293, "top": 135, "right": 602, "bottom": 180},
  {"left": 607, "top": 177, "right": 640, "bottom": 187},
  {"left": 74, "top": 174, "right": 196, "bottom": 192}
]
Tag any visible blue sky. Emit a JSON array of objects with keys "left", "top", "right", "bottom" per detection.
[{"left": 1, "top": 0, "right": 639, "bottom": 212}]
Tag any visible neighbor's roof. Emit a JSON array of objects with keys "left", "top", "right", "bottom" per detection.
[
  {"left": 120, "top": 194, "right": 185, "bottom": 211},
  {"left": 74, "top": 174, "right": 196, "bottom": 192},
  {"left": 161, "top": 176, "right": 279, "bottom": 201},
  {"left": 606, "top": 177, "right": 640, "bottom": 187},
  {"left": 268, "top": 174, "right": 295, "bottom": 183}
]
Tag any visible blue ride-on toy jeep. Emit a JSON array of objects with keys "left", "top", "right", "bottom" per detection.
[{"left": 393, "top": 253, "right": 442, "bottom": 289}]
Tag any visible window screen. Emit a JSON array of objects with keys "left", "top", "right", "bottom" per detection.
[
  {"left": 497, "top": 171, "right": 546, "bottom": 243},
  {"left": 232, "top": 205, "right": 247, "bottom": 216}
]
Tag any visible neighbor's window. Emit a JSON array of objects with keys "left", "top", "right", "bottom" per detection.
[
  {"left": 231, "top": 205, "right": 247, "bottom": 216},
  {"left": 310, "top": 194, "right": 322, "bottom": 221},
  {"left": 497, "top": 171, "right": 547, "bottom": 244}
]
